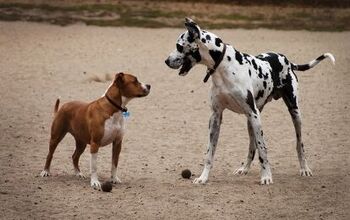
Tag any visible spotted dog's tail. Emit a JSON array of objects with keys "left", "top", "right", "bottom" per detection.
[
  {"left": 291, "top": 53, "right": 335, "bottom": 71},
  {"left": 54, "top": 99, "right": 60, "bottom": 114}
]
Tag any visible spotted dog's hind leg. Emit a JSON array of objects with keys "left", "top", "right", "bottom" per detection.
[
  {"left": 282, "top": 72, "right": 312, "bottom": 176},
  {"left": 288, "top": 108, "right": 312, "bottom": 176},
  {"left": 234, "top": 120, "right": 256, "bottom": 175},
  {"left": 193, "top": 108, "right": 223, "bottom": 184}
]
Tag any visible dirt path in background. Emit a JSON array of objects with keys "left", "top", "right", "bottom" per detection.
[
  {"left": 0, "top": 21, "right": 349, "bottom": 219},
  {"left": 0, "top": 0, "right": 349, "bottom": 31}
]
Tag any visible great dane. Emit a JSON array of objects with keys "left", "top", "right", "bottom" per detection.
[{"left": 165, "top": 18, "right": 335, "bottom": 185}]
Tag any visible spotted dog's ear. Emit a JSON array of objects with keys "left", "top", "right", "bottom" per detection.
[
  {"left": 185, "top": 17, "right": 201, "bottom": 40},
  {"left": 114, "top": 72, "right": 124, "bottom": 86}
]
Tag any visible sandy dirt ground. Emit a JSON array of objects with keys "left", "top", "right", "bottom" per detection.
[{"left": 0, "top": 21, "right": 349, "bottom": 219}]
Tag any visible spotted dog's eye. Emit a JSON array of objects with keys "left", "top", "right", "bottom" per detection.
[{"left": 176, "top": 44, "right": 184, "bottom": 53}]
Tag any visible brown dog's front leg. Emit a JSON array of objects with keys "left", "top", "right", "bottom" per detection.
[
  {"left": 111, "top": 139, "right": 122, "bottom": 184},
  {"left": 90, "top": 142, "right": 101, "bottom": 190}
]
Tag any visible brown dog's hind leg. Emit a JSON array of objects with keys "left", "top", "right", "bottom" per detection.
[
  {"left": 41, "top": 118, "right": 67, "bottom": 177},
  {"left": 72, "top": 139, "right": 87, "bottom": 178}
]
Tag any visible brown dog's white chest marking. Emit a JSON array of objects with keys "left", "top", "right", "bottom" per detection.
[{"left": 100, "top": 112, "right": 124, "bottom": 146}]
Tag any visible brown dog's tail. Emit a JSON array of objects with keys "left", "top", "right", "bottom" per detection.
[{"left": 54, "top": 99, "right": 60, "bottom": 114}]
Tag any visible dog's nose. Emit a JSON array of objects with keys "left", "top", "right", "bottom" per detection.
[
  {"left": 165, "top": 59, "right": 170, "bottom": 67},
  {"left": 146, "top": 84, "right": 151, "bottom": 90}
]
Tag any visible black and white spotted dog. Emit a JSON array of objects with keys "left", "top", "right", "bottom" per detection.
[{"left": 165, "top": 18, "right": 335, "bottom": 185}]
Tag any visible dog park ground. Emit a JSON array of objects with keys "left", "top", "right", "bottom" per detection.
[{"left": 0, "top": 20, "right": 349, "bottom": 219}]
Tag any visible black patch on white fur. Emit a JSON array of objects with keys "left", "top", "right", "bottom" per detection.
[
  {"left": 284, "top": 56, "right": 289, "bottom": 65},
  {"left": 206, "top": 35, "right": 211, "bottom": 41},
  {"left": 187, "top": 34, "right": 195, "bottom": 43},
  {"left": 176, "top": 44, "right": 183, "bottom": 53},
  {"left": 227, "top": 56, "right": 231, "bottom": 61},
  {"left": 191, "top": 49, "right": 202, "bottom": 62},
  {"left": 257, "top": 53, "right": 283, "bottom": 88},
  {"left": 243, "top": 53, "right": 251, "bottom": 65},
  {"left": 259, "top": 156, "right": 264, "bottom": 164},
  {"left": 281, "top": 73, "right": 297, "bottom": 110},
  {"left": 209, "top": 50, "right": 222, "bottom": 64},
  {"left": 256, "top": 90, "right": 264, "bottom": 100},
  {"left": 215, "top": 38, "right": 222, "bottom": 47},
  {"left": 246, "top": 90, "right": 257, "bottom": 114},
  {"left": 258, "top": 66, "right": 263, "bottom": 78},
  {"left": 263, "top": 81, "right": 267, "bottom": 89},
  {"left": 252, "top": 59, "right": 257, "bottom": 70},
  {"left": 201, "top": 38, "right": 206, "bottom": 43},
  {"left": 235, "top": 51, "right": 243, "bottom": 65},
  {"left": 316, "top": 54, "right": 325, "bottom": 61},
  {"left": 251, "top": 150, "right": 256, "bottom": 160}
]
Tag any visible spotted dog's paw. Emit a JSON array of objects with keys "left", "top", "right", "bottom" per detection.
[
  {"left": 193, "top": 176, "right": 208, "bottom": 184},
  {"left": 91, "top": 179, "right": 101, "bottom": 190},
  {"left": 40, "top": 170, "right": 50, "bottom": 177},
  {"left": 260, "top": 176, "right": 273, "bottom": 185},
  {"left": 260, "top": 168, "right": 273, "bottom": 185},
  {"left": 110, "top": 176, "right": 122, "bottom": 184},
  {"left": 300, "top": 167, "right": 313, "bottom": 176},
  {"left": 233, "top": 163, "right": 250, "bottom": 175}
]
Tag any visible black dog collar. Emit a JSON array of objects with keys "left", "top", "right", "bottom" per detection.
[
  {"left": 203, "top": 43, "right": 227, "bottom": 83},
  {"left": 105, "top": 95, "right": 128, "bottom": 112}
]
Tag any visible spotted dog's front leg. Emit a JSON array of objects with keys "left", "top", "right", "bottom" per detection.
[
  {"left": 234, "top": 120, "right": 256, "bottom": 175},
  {"left": 244, "top": 90, "right": 272, "bottom": 185},
  {"left": 193, "top": 109, "right": 223, "bottom": 184},
  {"left": 248, "top": 112, "right": 273, "bottom": 185}
]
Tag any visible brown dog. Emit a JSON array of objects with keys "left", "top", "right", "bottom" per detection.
[{"left": 40, "top": 72, "right": 150, "bottom": 190}]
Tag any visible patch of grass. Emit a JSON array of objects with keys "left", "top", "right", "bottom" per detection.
[
  {"left": 122, "top": 9, "right": 187, "bottom": 19},
  {"left": 86, "top": 17, "right": 167, "bottom": 28},
  {"left": 0, "top": 3, "right": 124, "bottom": 12},
  {"left": 214, "top": 13, "right": 263, "bottom": 21},
  {"left": 291, "top": 11, "right": 311, "bottom": 18},
  {"left": 0, "top": 2, "right": 348, "bottom": 31}
]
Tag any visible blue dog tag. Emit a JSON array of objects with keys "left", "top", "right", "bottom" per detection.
[{"left": 122, "top": 111, "right": 130, "bottom": 118}]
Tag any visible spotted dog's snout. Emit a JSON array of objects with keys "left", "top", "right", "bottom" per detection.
[
  {"left": 165, "top": 59, "right": 171, "bottom": 67},
  {"left": 165, "top": 58, "right": 180, "bottom": 69}
]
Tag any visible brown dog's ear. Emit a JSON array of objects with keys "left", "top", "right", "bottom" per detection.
[{"left": 115, "top": 72, "right": 124, "bottom": 86}]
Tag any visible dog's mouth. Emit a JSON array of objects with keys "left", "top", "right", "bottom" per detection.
[
  {"left": 179, "top": 57, "right": 193, "bottom": 76},
  {"left": 137, "top": 91, "right": 149, "bottom": 97},
  {"left": 136, "top": 88, "right": 150, "bottom": 97}
]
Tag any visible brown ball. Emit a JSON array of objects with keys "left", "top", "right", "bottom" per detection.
[
  {"left": 101, "top": 181, "right": 112, "bottom": 192},
  {"left": 181, "top": 169, "right": 192, "bottom": 179}
]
